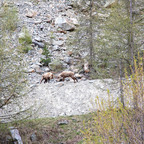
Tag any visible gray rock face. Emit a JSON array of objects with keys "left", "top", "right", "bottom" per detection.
[{"left": 13, "top": 0, "right": 81, "bottom": 82}]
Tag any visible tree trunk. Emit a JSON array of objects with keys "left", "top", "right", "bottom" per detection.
[
  {"left": 125, "top": 0, "right": 135, "bottom": 72},
  {"left": 89, "top": 0, "right": 94, "bottom": 68},
  {"left": 119, "top": 59, "right": 125, "bottom": 107},
  {"left": 129, "top": 0, "right": 134, "bottom": 72}
]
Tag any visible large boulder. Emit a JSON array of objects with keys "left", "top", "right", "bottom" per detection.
[{"left": 55, "top": 16, "right": 75, "bottom": 31}]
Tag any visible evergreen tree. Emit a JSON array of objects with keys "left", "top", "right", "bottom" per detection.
[{"left": 70, "top": 0, "right": 144, "bottom": 105}]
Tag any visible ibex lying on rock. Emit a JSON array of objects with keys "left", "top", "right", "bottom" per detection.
[
  {"left": 58, "top": 71, "right": 78, "bottom": 83},
  {"left": 40, "top": 72, "right": 53, "bottom": 84}
]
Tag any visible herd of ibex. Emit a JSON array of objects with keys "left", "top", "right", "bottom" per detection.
[
  {"left": 40, "top": 61, "right": 90, "bottom": 84},
  {"left": 40, "top": 71, "right": 78, "bottom": 84}
]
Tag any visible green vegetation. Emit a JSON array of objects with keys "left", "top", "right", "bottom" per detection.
[
  {"left": 0, "top": 114, "right": 91, "bottom": 143},
  {"left": 0, "top": 0, "right": 29, "bottom": 125},
  {"left": 70, "top": 0, "right": 144, "bottom": 79},
  {"left": 40, "top": 44, "right": 51, "bottom": 66},
  {"left": 50, "top": 31, "right": 55, "bottom": 39},
  {"left": 49, "top": 59, "right": 64, "bottom": 72},
  {"left": 0, "top": 4, "right": 18, "bottom": 32},
  {"left": 1, "top": 55, "right": 143, "bottom": 143},
  {"left": 19, "top": 28, "right": 32, "bottom": 53},
  {"left": 82, "top": 55, "right": 144, "bottom": 143},
  {"left": 0, "top": 0, "right": 144, "bottom": 143}
]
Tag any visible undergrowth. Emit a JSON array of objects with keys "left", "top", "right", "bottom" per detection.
[
  {"left": 19, "top": 28, "right": 32, "bottom": 53},
  {"left": 40, "top": 44, "right": 51, "bottom": 66},
  {"left": 82, "top": 54, "right": 144, "bottom": 144},
  {"left": 0, "top": 4, "right": 18, "bottom": 32}
]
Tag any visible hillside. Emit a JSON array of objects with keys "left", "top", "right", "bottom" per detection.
[
  {"left": 0, "top": 0, "right": 144, "bottom": 143},
  {"left": 0, "top": 0, "right": 122, "bottom": 121}
]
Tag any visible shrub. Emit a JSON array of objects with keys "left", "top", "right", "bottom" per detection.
[
  {"left": 0, "top": 4, "right": 18, "bottom": 32},
  {"left": 49, "top": 59, "right": 64, "bottom": 72},
  {"left": 40, "top": 58, "right": 51, "bottom": 66},
  {"left": 81, "top": 55, "right": 144, "bottom": 143},
  {"left": 19, "top": 28, "right": 32, "bottom": 53},
  {"left": 40, "top": 45, "right": 51, "bottom": 66}
]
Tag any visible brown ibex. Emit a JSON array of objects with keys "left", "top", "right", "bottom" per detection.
[
  {"left": 58, "top": 71, "right": 78, "bottom": 83},
  {"left": 40, "top": 72, "right": 53, "bottom": 84}
]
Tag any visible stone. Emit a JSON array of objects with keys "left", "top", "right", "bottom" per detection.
[
  {"left": 64, "top": 57, "right": 72, "bottom": 64},
  {"left": 70, "top": 18, "right": 79, "bottom": 26},
  {"left": 44, "top": 14, "right": 52, "bottom": 23},
  {"left": 52, "top": 40, "right": 64, "bottom": 46},
  {"left": 55, "top": 83, "right": 64, "bottom": 87},
  {"left": 34, "top": 20, "right": 42, "bottom": 24},
  {"left": 61, "top": 47, "right": 66, "bottom": 51},
  {"left": 35, "top": 68, "right": 43, "bottom": 74},
  {"left": 31, "top": 64, "right": 40, "bottom": 71},
  {"left": 43, "top": 67, "right": 50, "bottom": 72},
  {"left": 61, "top": 13, "right": 67, "bottom": 16},
  {"left": 34, "top": 36, "right": 42, "bottom": 42},
  {"left": 26, "top": 9, "right": 37, "bottom": 18},
  {"left": 53, "top": 45, "right": 60, "bottom": 51},
  {"left": 38, "top": 48, "right": 43, "bottom": 54},
  {"left": 104, "top": 0, "right": 118, "bottom": 8},
  {"left": 24, "top": 2, "right": 33, "bottom": 7},
  {"left": 18, "top": 32, "right": 25, "bottom": 39},
  {"left": 55, "top": 16, "right": 75, "bottom": 31},
  {"left": 30, "top": 133, "right": 37, "bottom": 142},
  {"left": 58, "top": 120, "right": 69, "bottom": 125},
  {"left": 57, "top": 30, "right": 67, "bottom": 34},
  {"left": 27, "top": 69, "right": 35, "bottom": 73},
  {"left": 32, "top": 40, "right": 45, "bottom": 48},
  {"left": 9, "top": 127, "right": 23, "bottom": 144},
  {"left": 40, "top": 24, "right": 44, "bottom": 31},
  {"left": 75, "top": 73, "right": 83, "bottom": 79},
  {"left": 67, "top": 6, "right": 73, "bottom": 9},
  {"left": 98, "top": 13, "right": 110, "bottom": 19},
  {"left": 67, "top": 51, "right": 73, "bottom": 56},
  {"left": 36, "top": 62, "right": 43, "bottom": 67}
]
